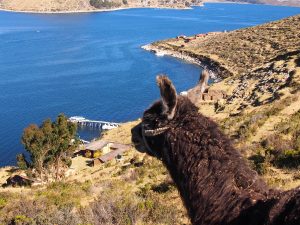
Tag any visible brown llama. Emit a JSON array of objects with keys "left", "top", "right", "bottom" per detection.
[{"left": 131, "top": 75, "right": 300, "bottom": 225}]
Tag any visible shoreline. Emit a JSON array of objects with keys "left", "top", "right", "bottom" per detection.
[
  {"left": 141, "top": 44, "right": 231, "bottom": 81},
  {"left": 1, "top": 1, "right": 299, "bottom": 14},
  {"left": 0, "top": 5, "right": 196, "bottom": 14}
]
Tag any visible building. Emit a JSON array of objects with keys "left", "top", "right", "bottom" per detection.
[
  {"left": 91, "top": 142, "right": 130, "bottom": 166},
  {"left": 81, "top": 140, "right": 109, "bottom": 158},
  {"left": 5, "top": 174, "right": 36, "bottom": 187}
]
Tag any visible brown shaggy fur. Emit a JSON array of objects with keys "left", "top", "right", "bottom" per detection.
[{"left": 131, "top": 75, "right": 300, "bottom": 225}]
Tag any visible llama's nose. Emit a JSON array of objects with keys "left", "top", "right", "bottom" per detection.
[{"left": 131, "top": 123, "right": 142, "bottom": 144}]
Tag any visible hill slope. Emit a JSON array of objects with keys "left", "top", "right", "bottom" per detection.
[
  {"left": 220, "top": 0, "right": 300, "bottom": 7},
  {"left": 1, "top": 6, "right": 300, "bottom": 225},
  {"left": 0, "top": 0, "right": 203, "bottom": 12},
  {"left": 145, "top": 14, "right": 300, "bottom": 188},
  {"left": 0, "top": 0, "right": 299, "bottom": 13}
]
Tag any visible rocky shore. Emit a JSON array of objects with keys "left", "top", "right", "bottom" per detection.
[{"left": 142, "top": 44, "right": 223, "bottom": 81}]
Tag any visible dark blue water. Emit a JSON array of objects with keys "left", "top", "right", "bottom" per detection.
[{"left": 0, "top": 3, "right": 300, "bottom": 166}]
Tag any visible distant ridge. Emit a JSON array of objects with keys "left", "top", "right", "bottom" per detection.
[{"left": 0, "top": 0, "right": 299, "bottom": 13}]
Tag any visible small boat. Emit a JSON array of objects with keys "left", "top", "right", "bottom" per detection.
[
  {"left": 102, "top": 124, "right": 117, "bottom": 130},
  {"left": 155, "top": 52, "right": 165, "bottom": 57}
]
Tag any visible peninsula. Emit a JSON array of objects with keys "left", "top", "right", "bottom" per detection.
[{"left": 0, "top": 0, "right": 299, "bottom": 13}]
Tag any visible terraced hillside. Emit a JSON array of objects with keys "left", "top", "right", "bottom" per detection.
[
  {"left": 150, "top": 15, "right": 300, "bottom": 77},
  {"left": 146, "top": 15, "right": 300, "bottom": 189}
]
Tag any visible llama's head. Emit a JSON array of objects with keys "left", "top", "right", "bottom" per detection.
[{"left": 131, "top": 75, "right": 197, "bottom": 159}]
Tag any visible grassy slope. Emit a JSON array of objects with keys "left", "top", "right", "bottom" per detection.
[{"left": 0, "top": 121, "right": 190, "bottom": 224}]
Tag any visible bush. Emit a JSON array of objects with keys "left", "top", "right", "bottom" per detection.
[
  {"left": 259, "top": 134, "right": 300, "bottom": 169},
  {"left": 248, "top": 153, "right": 268, "bottom": 175},
  {"left": 273, "top": 150, "right": 300, "bottom": 168},
  {"left": 261, "top": 134, "right": 293, "bottom": 154},
  {"left": 16, "top": 153, "right": 29, "bottom": 170},
  {"left": 151, "top": 179, "right": 175, "bottom": 193},
  {"left": 90, "top": 0, "right": 121, "bottom": 9},
  {"left": 0, "top": 197, "right": 7, "bottom": 209},
  {"left": 35, "top": 181, "right": 90, "bottom": 207},
  {"left": 12, "top": 215, "right": 33, "bottom": 224},
  {"left": 185, "top": 1, "right": 191, "bottom": 7}
]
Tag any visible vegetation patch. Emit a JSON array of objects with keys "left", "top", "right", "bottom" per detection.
[
  {"left": 90, "top": 0, "right": 121, "bottom": 9},
  {"left": 16, "top": 114, "right": 79, "bottom": 183}
]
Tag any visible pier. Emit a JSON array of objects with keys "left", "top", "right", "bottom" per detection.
[{"left": 68, "top": 116, "right": 120, "bottom": 130}]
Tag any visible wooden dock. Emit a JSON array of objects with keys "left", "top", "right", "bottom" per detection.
[{"left": 68, "top": 116, "right": 120, "bottom": 130}]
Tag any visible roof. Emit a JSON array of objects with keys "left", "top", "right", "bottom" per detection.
[
  {"left": 85, "top": 140, "right": 108, "bottom": 151},
  {"left": 110, "top": 143, "right": 130, "bottom": 149},
  {"left": 99, "top": 146, "right": 130, "bottom": 163}
]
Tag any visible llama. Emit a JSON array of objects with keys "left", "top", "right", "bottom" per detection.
[{"left": 131, "top": 75, "right": 300, "bottom": 225}]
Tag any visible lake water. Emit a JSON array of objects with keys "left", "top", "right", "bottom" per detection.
[{"left": 1, "top": 3, "right": 300, "bottom": 166}]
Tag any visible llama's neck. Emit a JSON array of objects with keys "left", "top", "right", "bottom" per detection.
[{"left": 164, "top": 114, "right": 272, "bottom": 225}]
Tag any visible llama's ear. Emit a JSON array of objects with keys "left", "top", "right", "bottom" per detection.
[{"left": 156, "top": 75, "right": 177, "bottom": 120}]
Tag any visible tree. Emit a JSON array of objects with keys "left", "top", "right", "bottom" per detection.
[
  {"left": 49, "top": 114, "right": 78, "bottom": 179},
  {"left": 21, "top": 114, "right": 78, "bottom": 181},
  {"left": 16, "top": 153, "right": 29, "bottom": 170},
  {"left": 22, "top": 124, "right": 47, "bottom": 177}
]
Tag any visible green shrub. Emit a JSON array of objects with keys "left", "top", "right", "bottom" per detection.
[
  {"left": 248, "top": 153, "right": 268, "bottom": 175},
  {"left": 90, "top": 0, "right": 121, "bottom": 9},
  {"left": 16, "top": 154, "right": 29, "bottom": 170},
  {"left": 35, "top": 181, "right": 88, "bottom": 207},
  {"left": 0, "top": 197, "right": 7, "bottom": 209},
  {"left": 273, "top": 150, "right": 300, "bottom": 168}
]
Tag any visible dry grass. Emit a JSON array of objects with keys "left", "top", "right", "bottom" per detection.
[{"left": 0, "top": 121, "right": 189, "bottom": 224}]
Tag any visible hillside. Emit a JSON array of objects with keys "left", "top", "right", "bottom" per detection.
[
  {"left": 1, "top": 8, "right": 300, "bottom": 225},
  {"left": 145, "top": 14, "right": 300, "bottom": 189},
  {"left": 220, "top": 0, "right": 300, "bottom": 7},
  {"left": 0, "top": 0, "right": 203, "bottom": 13},
  {"left": 0, "top": 121, "right": 191, "bottom": 224},
  {"left": 0, "top": 0, "right": 299, "bottom": 13}
]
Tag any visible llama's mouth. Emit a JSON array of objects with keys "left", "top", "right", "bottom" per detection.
[
  {"left": 131, "top": 123, "right": 148, "bottom": 153},
  {"left": 143, "top": 126, "right": 169, "bottom": 137},
  {"left": 131, "top": 123, "right": 158, "bottom": 157}
]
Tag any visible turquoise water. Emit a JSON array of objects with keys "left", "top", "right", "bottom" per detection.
[{"left": 0, "top": 3, "right": 300, "bottom": 166}]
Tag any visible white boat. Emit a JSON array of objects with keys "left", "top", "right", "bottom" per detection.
[
  {"left": 102, "top": 124, "right": 118, "bottom": 130},
  {"left": 155, "top": 52, "right": 165, "bottom": 57}
]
